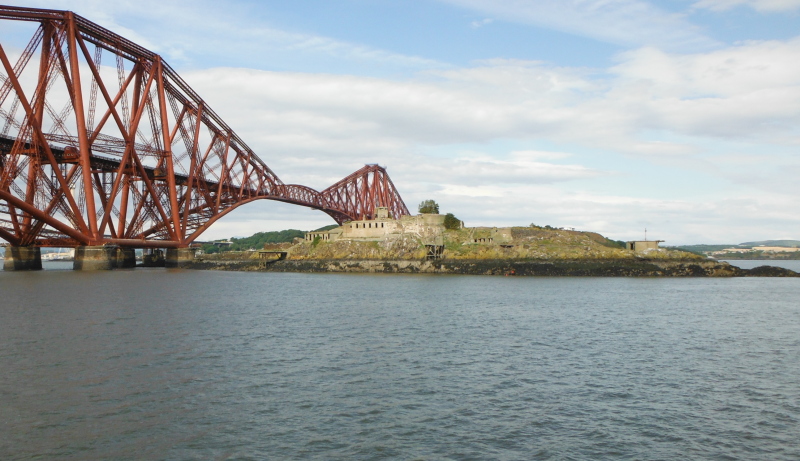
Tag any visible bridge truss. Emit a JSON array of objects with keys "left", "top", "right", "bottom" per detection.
[{"left": 0, "top": 6, "right": 409, "bottom": 248}]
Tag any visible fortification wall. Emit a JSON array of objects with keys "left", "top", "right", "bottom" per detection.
[{"left": 307, "top": 214, "right": 446, "bottom": 243}]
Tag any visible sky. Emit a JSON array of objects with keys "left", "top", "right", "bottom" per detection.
[{"left": 3, "top": 0, "right": 800, "bottom": 244}]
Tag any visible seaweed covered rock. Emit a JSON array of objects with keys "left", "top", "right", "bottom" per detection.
[{"left": 744, "top": 266, "right": 800, "bottom": 277}]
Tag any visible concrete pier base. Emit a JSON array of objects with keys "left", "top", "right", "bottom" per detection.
[
  {"left": 141, "top": 249, "right": 166, "bottom": 267},
  {"left": 3, "top": 246, "right": 43, "bottom": 271},
  {"left": 72, "top": 246, "right": 137, "bottom": 270},
  {"left": 73, "top": 246, "right": 116, "bottom": 270},
  {"left": 165, "top": 248, "right": 196, "bottom": 268},
  {"left": 116, "top": 248, "right": 137, "bottom": 269}
]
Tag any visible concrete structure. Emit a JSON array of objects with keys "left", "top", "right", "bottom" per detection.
[
  {"left": 626, "top": 240, "right": 664, "bottom": 252},
  {"left": 4, "top": 245, "right": 135, "bottom": 270},
  {"left": 468, "top": 227, "right": 513, "bottom": 245},
  {"left": 73, "top": 246, "right": 117, "bottom": 270},
  {"left": 3, "top": 246, "right": 42, "bottom": 271},
  {"left": 257, "top": 251, "right": 288, "bottom": 266},
  {"left": 303, "top": 209, "right": 521, "bottom": 254},
  {"left": 72, "top": 246, "right": 137, "bottom": 270},
  {"left": 305, "top": 208, "right": 446, "bottom": 245},
  {"left": 142, "top": 249, "right": 166, "bottom": 267},
  {"left": 116, "top": 248, "right": 137, "bottom": 268},
  {"left": 165, "top": 248, "right": 197, "bottom": 268},
  {"left": 305, "top": 227, "right": 343, "bottom": 242},
  {"left": 425, "top": 244, "right": 445, "bottom": 259}
]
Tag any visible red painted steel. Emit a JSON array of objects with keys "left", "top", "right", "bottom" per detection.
[{"left": 0, "top": 6, "right": 410, "bottom": 248}]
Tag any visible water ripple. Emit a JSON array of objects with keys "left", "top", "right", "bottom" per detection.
[{"left": 0, "top": 273, "right": 798, "bottom": 459}]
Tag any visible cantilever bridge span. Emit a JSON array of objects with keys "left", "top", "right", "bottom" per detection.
[{"left": 0, "top": 6, "right": 410, "bottom": 253}]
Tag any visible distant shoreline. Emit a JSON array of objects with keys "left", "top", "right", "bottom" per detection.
[{"left": 711, "top": 255, "right": 800, "bottom": 260}]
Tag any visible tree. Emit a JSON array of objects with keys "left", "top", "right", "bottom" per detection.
[
  {"left": 418, "top": 199, "right": 440, "bottom": 214},
  {"left": 228, "top": 229, "right": 306, "bottom": 250},
  {"left": 443, "top": 213, "right": 462, "bottom": 230}
]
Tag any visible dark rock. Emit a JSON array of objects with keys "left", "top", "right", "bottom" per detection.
[{"left": 743, "top": 265, "right": 800, "bottom": 277}]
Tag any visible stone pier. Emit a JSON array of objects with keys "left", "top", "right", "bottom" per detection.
[
  {"left": 73, "top": 246, "right": 117, "bottom": 270},
  {"left": 3, "top": 246, "right": 43, "bottom": 271},
  {"left": 73, "top": 246, "right": 139, "bottom": 270},
  {"left": 141, "top": 249, "right": 166, "bottom": 267},
  {"left": 116, "top": 248, "right": 137, "bottom": 269},
  {"left": 165, "top": 248, "right": 196, "bottom": 268}
]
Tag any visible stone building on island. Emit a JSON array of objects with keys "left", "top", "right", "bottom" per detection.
[
  {"left": 467, "top": 227, "right": 513, "bottom": 246},
  {"left": 304, "top": 208, "right": 664, "bottom": 259},
  {"left": 305, "top": 207, "right": 446, "bottom": 245},
  {"left": 625, "top": 240, "right": 664, "bottom": 252}
]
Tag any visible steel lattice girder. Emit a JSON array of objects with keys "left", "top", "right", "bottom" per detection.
[{"left": 0, "top": 6, "right": 409, "bottom": 248}]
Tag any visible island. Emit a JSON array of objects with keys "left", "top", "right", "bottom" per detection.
[{"left": 181, "top": 207, "right": 798, "bottom": 277}]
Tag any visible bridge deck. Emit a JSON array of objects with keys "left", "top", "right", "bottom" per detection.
[{"left": 1, "top": 134, "right": 193, "bottom": 185}]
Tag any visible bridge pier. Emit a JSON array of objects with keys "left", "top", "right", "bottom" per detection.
[
  {"left": 73, "top": 246, "right": 117, "bottom": 270},
  {"left": 73, "top": 246, "right": 136, "bottom": 270},
  {"left": 165, "top": 248, "right": 196, "bottom": 268},
  {"left": 116, "top": 248, "right": 137, "bottom": 269},
  {"left": 3, "top": 246, "right": 43, "bottom": 271},
  {"left": 141, "top": 249, "right": 166, "bottom": 267}
]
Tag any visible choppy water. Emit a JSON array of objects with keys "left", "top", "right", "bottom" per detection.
[{"left": 1, "top": 269, "right": 798, "bottom": 460}]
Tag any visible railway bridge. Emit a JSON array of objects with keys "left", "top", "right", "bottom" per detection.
[{"left": 0, "top": 6, "right": 410, "bottom": 270}]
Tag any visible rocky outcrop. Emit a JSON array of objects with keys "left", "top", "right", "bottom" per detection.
[
  {"left": 290, "top": 226, "right": 702, "bottom": 262},
  {"left": 188, "top": 225, "right": 798, "bottom": 277},
  {"left": 181, "top": 258, "right": 799, "bottom": 277},
  {"left": 743, "top": 265, "right": 800, "bottom": 277}
]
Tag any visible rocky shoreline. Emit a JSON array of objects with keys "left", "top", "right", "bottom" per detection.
[{"left": 181, "top": 258, "right": 800, "bottom": 277}]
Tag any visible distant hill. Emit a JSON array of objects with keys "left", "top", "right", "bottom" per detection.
[
  {"left": 202, "top": 227, "right": 339, "bottom": 252},
  {"left": 668, "top": 244, "right": 740, "bottom": 253},
  {"left": 739, "top": 240, "right": 800, "bottom": 248},
  {"left": 227, "top": 229, "right": 307, "bottom": 250},
  {"left": 670, "top": 240, "right": 800, "bottom": 254}
]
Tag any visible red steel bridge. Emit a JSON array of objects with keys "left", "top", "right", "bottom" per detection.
[{"left": 0, "top": 5, "right": 410, "bottom": 254}]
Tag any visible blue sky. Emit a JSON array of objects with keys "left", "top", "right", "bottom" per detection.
[{"left": 4, "top": 0, "right": 800, "bottom": 243}]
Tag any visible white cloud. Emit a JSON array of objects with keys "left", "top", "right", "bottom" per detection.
[
  {"left": 609, "top": 39, "right": 800, "bottom": 139},
  {"left": 4, "top": 1, "right": 800, "bottom": 243},
  {"left": 424, "top": 183, "right": 800, "bottom": 245},
  {"left": 612, "top": 41, "right": 800, "bottom": 97},
  {"left": 374, "top": 151, "right": 608, "bottom": 208},
  {"left": 180, "top": 36, "right": 800, "bottom": 189},
  {"left": 693, "top": 0, "right": 800, "bottom": 12},
  {"left": 470, "top": 18, "right": 494, "bottom": 28},
  {"left": 438, "top": 0, "right": 719, "bottom": 50},
  {"left": 10, "top": 0, "right": 443, "bottom": 72},
  {"left": 175, "top": 36, "right": 800, "bottom": 242}
]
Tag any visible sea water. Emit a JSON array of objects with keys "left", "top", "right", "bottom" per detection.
[{"left": 1, "top": 269, "right": 798, "bottom": 460}]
